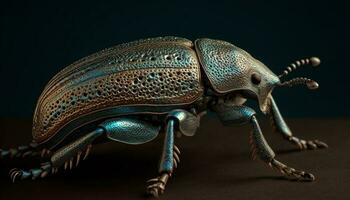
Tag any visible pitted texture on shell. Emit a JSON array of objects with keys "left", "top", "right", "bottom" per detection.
[
  {"left": 33, "top": 37, "right": 203, "bottom": 144},
  {"left": 100, "top": 118, "right": 161, "bottom": 145},
  {"left": 195, "top": 38, "right": 253, "bottom": 93},
  {"left": 195, "top": 38, "right": 279, "bottom": 113}
]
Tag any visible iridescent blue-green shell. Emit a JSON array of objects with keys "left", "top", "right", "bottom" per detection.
[{"left": 32, "top": 37, "right": 204, "bottom": 146}]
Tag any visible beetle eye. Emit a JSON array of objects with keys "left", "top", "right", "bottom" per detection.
[{"left": 251, "top": 73, "right": 261, "bottom": 85}]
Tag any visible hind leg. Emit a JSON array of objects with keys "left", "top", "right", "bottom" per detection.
[
  {"left": 268, "top": 95, "right": 328, "bottom": 150},
  {"left": 0, "top": 143, "right": 44, "bottom": 159},
  {"left": 10, "top": 128, "right": 104, "bottom": 182}
]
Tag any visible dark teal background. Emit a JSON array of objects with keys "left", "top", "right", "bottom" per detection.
[{"left": 0, "top": 0, "right": 348, "bottom": 117}]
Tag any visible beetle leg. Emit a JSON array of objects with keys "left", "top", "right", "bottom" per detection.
[
  {"left": 147, "top": 173, "right": 169, "bottom": 198},
  {"left": 99, "top": 118, "right": 161, "bottom": 144},
  {"left": 10, "top": 162, "right": 52, "bottom": 182},
  {"left": 250, "top": 115, "right": 315, "bottom": 181},
  {"left": 146, "top": 119, "right": 176, "bottom": 197},
  {"left": 0, "top": 143, "right": 39, "bottom": 159},
  {"left": 50, "top": 129, "right": 103, "bottom": 170},
  {"left": 268, "top": 95, "right": 328, "bottom": 150},
  {"left": 9, "top": 128, "right": 104, "bottom": 182}
]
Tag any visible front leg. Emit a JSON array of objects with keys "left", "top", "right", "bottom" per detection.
[
  {"left": 212, "top": 104, "right": 315, "bottom": 181},
  {"left": 250, "top": 116, "right": 315, "bottom": 181},
  {"left": 268, "top": 95, "right": 328, "bottom": 150}
]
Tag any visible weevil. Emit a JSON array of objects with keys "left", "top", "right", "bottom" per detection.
[{"left": 0, "top": 36, "right": 327, "bottom": 197}]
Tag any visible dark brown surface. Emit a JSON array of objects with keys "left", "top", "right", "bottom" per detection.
[{"left": 0, "top": 117, "right": 349, "bottom": 200}]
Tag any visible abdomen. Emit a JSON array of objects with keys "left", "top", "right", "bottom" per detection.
[{"left": 32, "top": 37, "right": 204, "bottom": 144}]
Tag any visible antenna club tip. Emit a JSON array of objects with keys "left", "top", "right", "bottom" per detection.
[
  {"left": 307, "top": 81, "right": 319, "bottom": 90},
  {"left": 310, "top": 57, "right": 321, "bottom": 67}
]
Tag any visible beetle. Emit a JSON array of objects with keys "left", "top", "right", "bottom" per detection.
[{"left": 0, "top": 36, "right": 327, "bottom": 197}]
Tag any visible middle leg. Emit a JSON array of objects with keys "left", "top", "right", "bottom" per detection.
[
  {"left": 146, "top": 118, "right": 177, "bottom": 197},
  {"left": 147, "top": 109, "right": 199, "bottom": 197}
]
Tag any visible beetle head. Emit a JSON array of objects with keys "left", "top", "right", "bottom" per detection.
[
  {"left": 241, "top": 55, "right": 321, "bottom": 113},
  {"left": 196, "top": 38, "right": 280, "bottom": 113},
  {"left": 244, "top": 57, "right": 281, "bottom": 113},
  {"left": 196, "top": 38, "right": 321, "bottom": 113}
]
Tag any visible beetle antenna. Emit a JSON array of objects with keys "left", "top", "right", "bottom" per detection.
[
  {"left": 279, "top": 57, "right": 321, "bottom": 78},
  {"left": 278, "top": 77, "right": 319, "bottom": 90}
]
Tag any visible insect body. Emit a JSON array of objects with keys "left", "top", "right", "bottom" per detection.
[{"left": 0, "top": 36, "right": 327, "bottom": 197}]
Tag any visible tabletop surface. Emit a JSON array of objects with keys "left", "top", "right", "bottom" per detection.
[{"left": 0, "top": 117, "right": 349, "bottom": 200}]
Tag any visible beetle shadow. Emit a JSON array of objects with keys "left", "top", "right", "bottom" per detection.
[
  {"left": 233, "top": 176, "right": 286, "bottom": 183},
  {"left": 275, "top": 148, "right": 302, "bottom": 155},
  {"left": 215, "top": 174, "right": 314, "bottom": 187}
]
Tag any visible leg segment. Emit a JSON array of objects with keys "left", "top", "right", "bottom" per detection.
[
  {"left": 99, "top": 118, "right": 161, "bottom": 145},
  {"left": 9, "top": 128, "right": 104, "bottom": 182},
  {"left": 50, "top": 128, "right": 104, "bottom": 170},
  {"left": 147, "top": 119, "right": 175, "bottom": 197},
  {"left": 250, "top": 116, "right": 315, "bottom": 181},
  {"left": 268, "top": 95, "right": 328, "bottom": 150},
  {"left": 147, "top": 109, "right": 197, "bottom": 197},
  {"left": 9, "top": 162, "right": 52, "bottom": 182},
  {"left": 0, "top": 143, "right": 41, "bottom": 159},
  {"left": 159, "top": 119, "right": 175, "bottom": 173}
]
